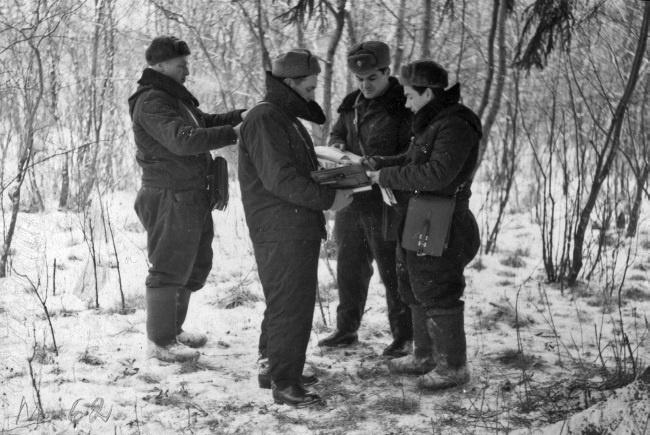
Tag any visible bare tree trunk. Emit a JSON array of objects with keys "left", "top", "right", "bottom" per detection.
[
  {"left": 475, "top": 0, "right": 507, "bottom": 176},
  {"left": 392, "top": 0, "right": 407, "bottom": 73},
  {"left": 319, "top": 0, "right": 347, "bottom": 147},
  {"left": 0, "top": 29, "right": 46, "bottom": 276},
  {"left": 296, "top": 19, "right": 305, "bottom": 48},
  {"left": 345, "top": 9, "right": 357, "bottom": 47},
  {"left": 455, "top": 0, "right": 467, "bottom": 82},
  {"left": 568, "top": 1, "right": 649, "bottom": 286},
  {"left": 627, "top": 166, "right": 648, "bottom": 238},
  {"left": 421, "top": 0, "right": 432, "bottom": 58},
  {"left": 485, "top": 70, "right": 520, "bottom": 254},
  {"left": 1, "top": 144, "right": 32, "bottom": 277},
  {"left": 477, "top": 0, "right": 500, "bottom": 119},
  {"left": 256, "top": 0, "right": 272, "bottom": 70}
]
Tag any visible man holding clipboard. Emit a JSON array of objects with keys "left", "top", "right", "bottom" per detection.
[{"left": 317, "top": 41, "right": 413, "bottom": 358}]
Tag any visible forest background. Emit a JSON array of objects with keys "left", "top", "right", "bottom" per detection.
[{"left": 0, "top": 0, "right": 649, "bottom": 434}]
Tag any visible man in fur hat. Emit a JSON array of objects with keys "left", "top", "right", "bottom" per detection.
[
  {"left": 318, "top": 41, "right": 413, "bottom": 358},
  {"left": 129, "top": 36, "right": 246, "bottom": 363},
  {"left": 239, "top": 49, "right": 353, "bottom": 407},
  {"left": 366, "top": 60, "right": 482, "bottom": 390}
]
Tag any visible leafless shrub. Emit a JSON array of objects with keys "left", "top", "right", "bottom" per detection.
[{"left": 216, "top": 285, "right": 261, "bottom": 309}]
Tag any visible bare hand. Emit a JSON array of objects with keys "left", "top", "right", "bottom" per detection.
[
  {"left": 240, "top": 109, "right": 248, "bottom": 120},
  {"left": 366, "top": 170, "right": 380, "bottom": 185},
  {"left": 329, "top": 189, "right": 354, "bottom": 211}
]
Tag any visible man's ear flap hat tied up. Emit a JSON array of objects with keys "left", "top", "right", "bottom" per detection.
[
  {"left": 145, "top": 36, "right": 191, "bottom": 65},
  {"left": 272, "top": 49, "right": 321, "bottom": 78}
]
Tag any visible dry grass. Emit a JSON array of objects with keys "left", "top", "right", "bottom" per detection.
[
  {"left": 78, "top": 349, "right": 104, "bottom": 366},
  {"left": 500, "top": 254, "right": 526, "bottom": 268},
  {"left": 373, "top": 394, "right": 420, "bottom": 414}
]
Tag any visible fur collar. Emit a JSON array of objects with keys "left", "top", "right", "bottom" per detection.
[
  {"left": 264, "top": 72, "right": 326, "bottom": 125},
  {"left": 337, "top": 76, "right": 406, "bottom": 116},
  {"left": 134, "top": 68, "right": 199, "bottom": 107}
]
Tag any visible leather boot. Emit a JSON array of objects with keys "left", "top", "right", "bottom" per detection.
[
  {"left": 257, "top": 357, "right": 319, "bottom": 389},
  {"left": 272, "top": 382, "right": 324, "bottom": 408},
  {"left": 176, "top": 288, "right": 207, "bottom": 348},
  {"left": 417, "top": 304, "right": 469, "bottom": 390},
  {"left": 317, "top": 330, "right": 358, "bottom": 347},
  {"left": 382, "top": 338, "right": 413, "bottom": 358},
  {"left": 388, "top": 305, "right": 436, "bottom": 375}
]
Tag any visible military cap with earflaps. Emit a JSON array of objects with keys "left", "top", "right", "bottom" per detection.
[
  {"left": 145, "top": 36, "right": 191, "bottom": 65},
  {"left": 400, "top": 60, "right": 449, "bottom": 89},
  {"left": 272, "top": 49, "right": 321, "bottom": 78},
  {"left": 347, "top": 41, "right": 390, "bottom": 75}
]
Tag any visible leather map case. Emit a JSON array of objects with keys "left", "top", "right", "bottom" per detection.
[{"left": 401, "top": 195, "right": 455, "bottom": 256}]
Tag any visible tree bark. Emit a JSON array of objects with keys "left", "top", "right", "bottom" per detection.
[
  {"left": 477, "top": 0, "right": 500, "bottom": 120},
  {"left": 392, "top": 0, "right": 407, "bottom": 73},
  {"left": 421, "top": 0, "right": 432, "bottom": 58},
  {"left": 626, "top": 166, "right": 648, "bottom": 238}
]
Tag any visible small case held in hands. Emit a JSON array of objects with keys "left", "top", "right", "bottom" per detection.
[
  {"left": 310, "top": 164, "right": 371, "bottom": 190},
  {"left": 207, "top": 156, "right": 229, "bottom": 211}
]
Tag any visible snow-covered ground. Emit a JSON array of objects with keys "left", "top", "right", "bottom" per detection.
[{"left": 1, "top": 188, "right": 648, "bottom": 434}]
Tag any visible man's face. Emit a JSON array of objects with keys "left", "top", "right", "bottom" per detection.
[
  {"left": 286, "top": 75, "right": 318, "bottom": 101},
  {"left": 156, "top": 56, "right": 190, "bottom": 84},
  {"left": 404, "top": 85, "right": 433, "bottom": 113},
  {"left": 355, "top": 68, "right": 390, "bottom": 99}
]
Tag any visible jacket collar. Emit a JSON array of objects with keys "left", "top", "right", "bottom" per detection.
[
  {"left": 263, "top": 72, "right": 326, "bottom": 125},
  {"left": 132, "top": 68, "right": 199, "bottom": 107},
  {"left": 412, "top": 83, "right": 462, "bottom": 134},
  {"left": 337, "top": 76, "right": 406, "bottom": 115}
]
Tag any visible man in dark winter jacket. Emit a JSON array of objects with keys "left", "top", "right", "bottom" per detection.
[
  {"left": 366, "top": 60, "right": 482, "bottom": 390},
  {"left": 238, "top": 49, "right": 353, "bottom": 408},
  {"left": 129, "top": 36, "right": 245, "bottom": 363},
  {"left": 318, "top": 41, "right": 413, "bottom": 358}
]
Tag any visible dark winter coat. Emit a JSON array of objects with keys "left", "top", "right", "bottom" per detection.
[
  {"left": 377, "top": 84, "right": 482, "bottom": 210},
  {"left": 329, "top": 77, "right": 411, "bottom": 205},
  {"left": 238, "top": 72, "right": 336, "bottom": 243},
  {"left": 128, "top": 68, "right": 243, "bottom": 190}
]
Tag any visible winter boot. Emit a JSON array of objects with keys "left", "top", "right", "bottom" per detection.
[
  {"left": 146, "top": 287, "right": 199, "bottom": 363},
  {"left": 388, "top": 305, "right": 436, "bottom": 375},
  {"left": 318, "top": 330, "right": 358, "bottom": 347},
  {"left": 176, "top": 288, "right": 207, "bottom": 348},
  {"left": 417, "top": 304, "right": 469, "bottom": 390},
  {"left": 146, "top": 340, "right": 200, "bottom": 363},
  {"left": 257, "top": 357, "right": 319, "bottom": 389}
]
